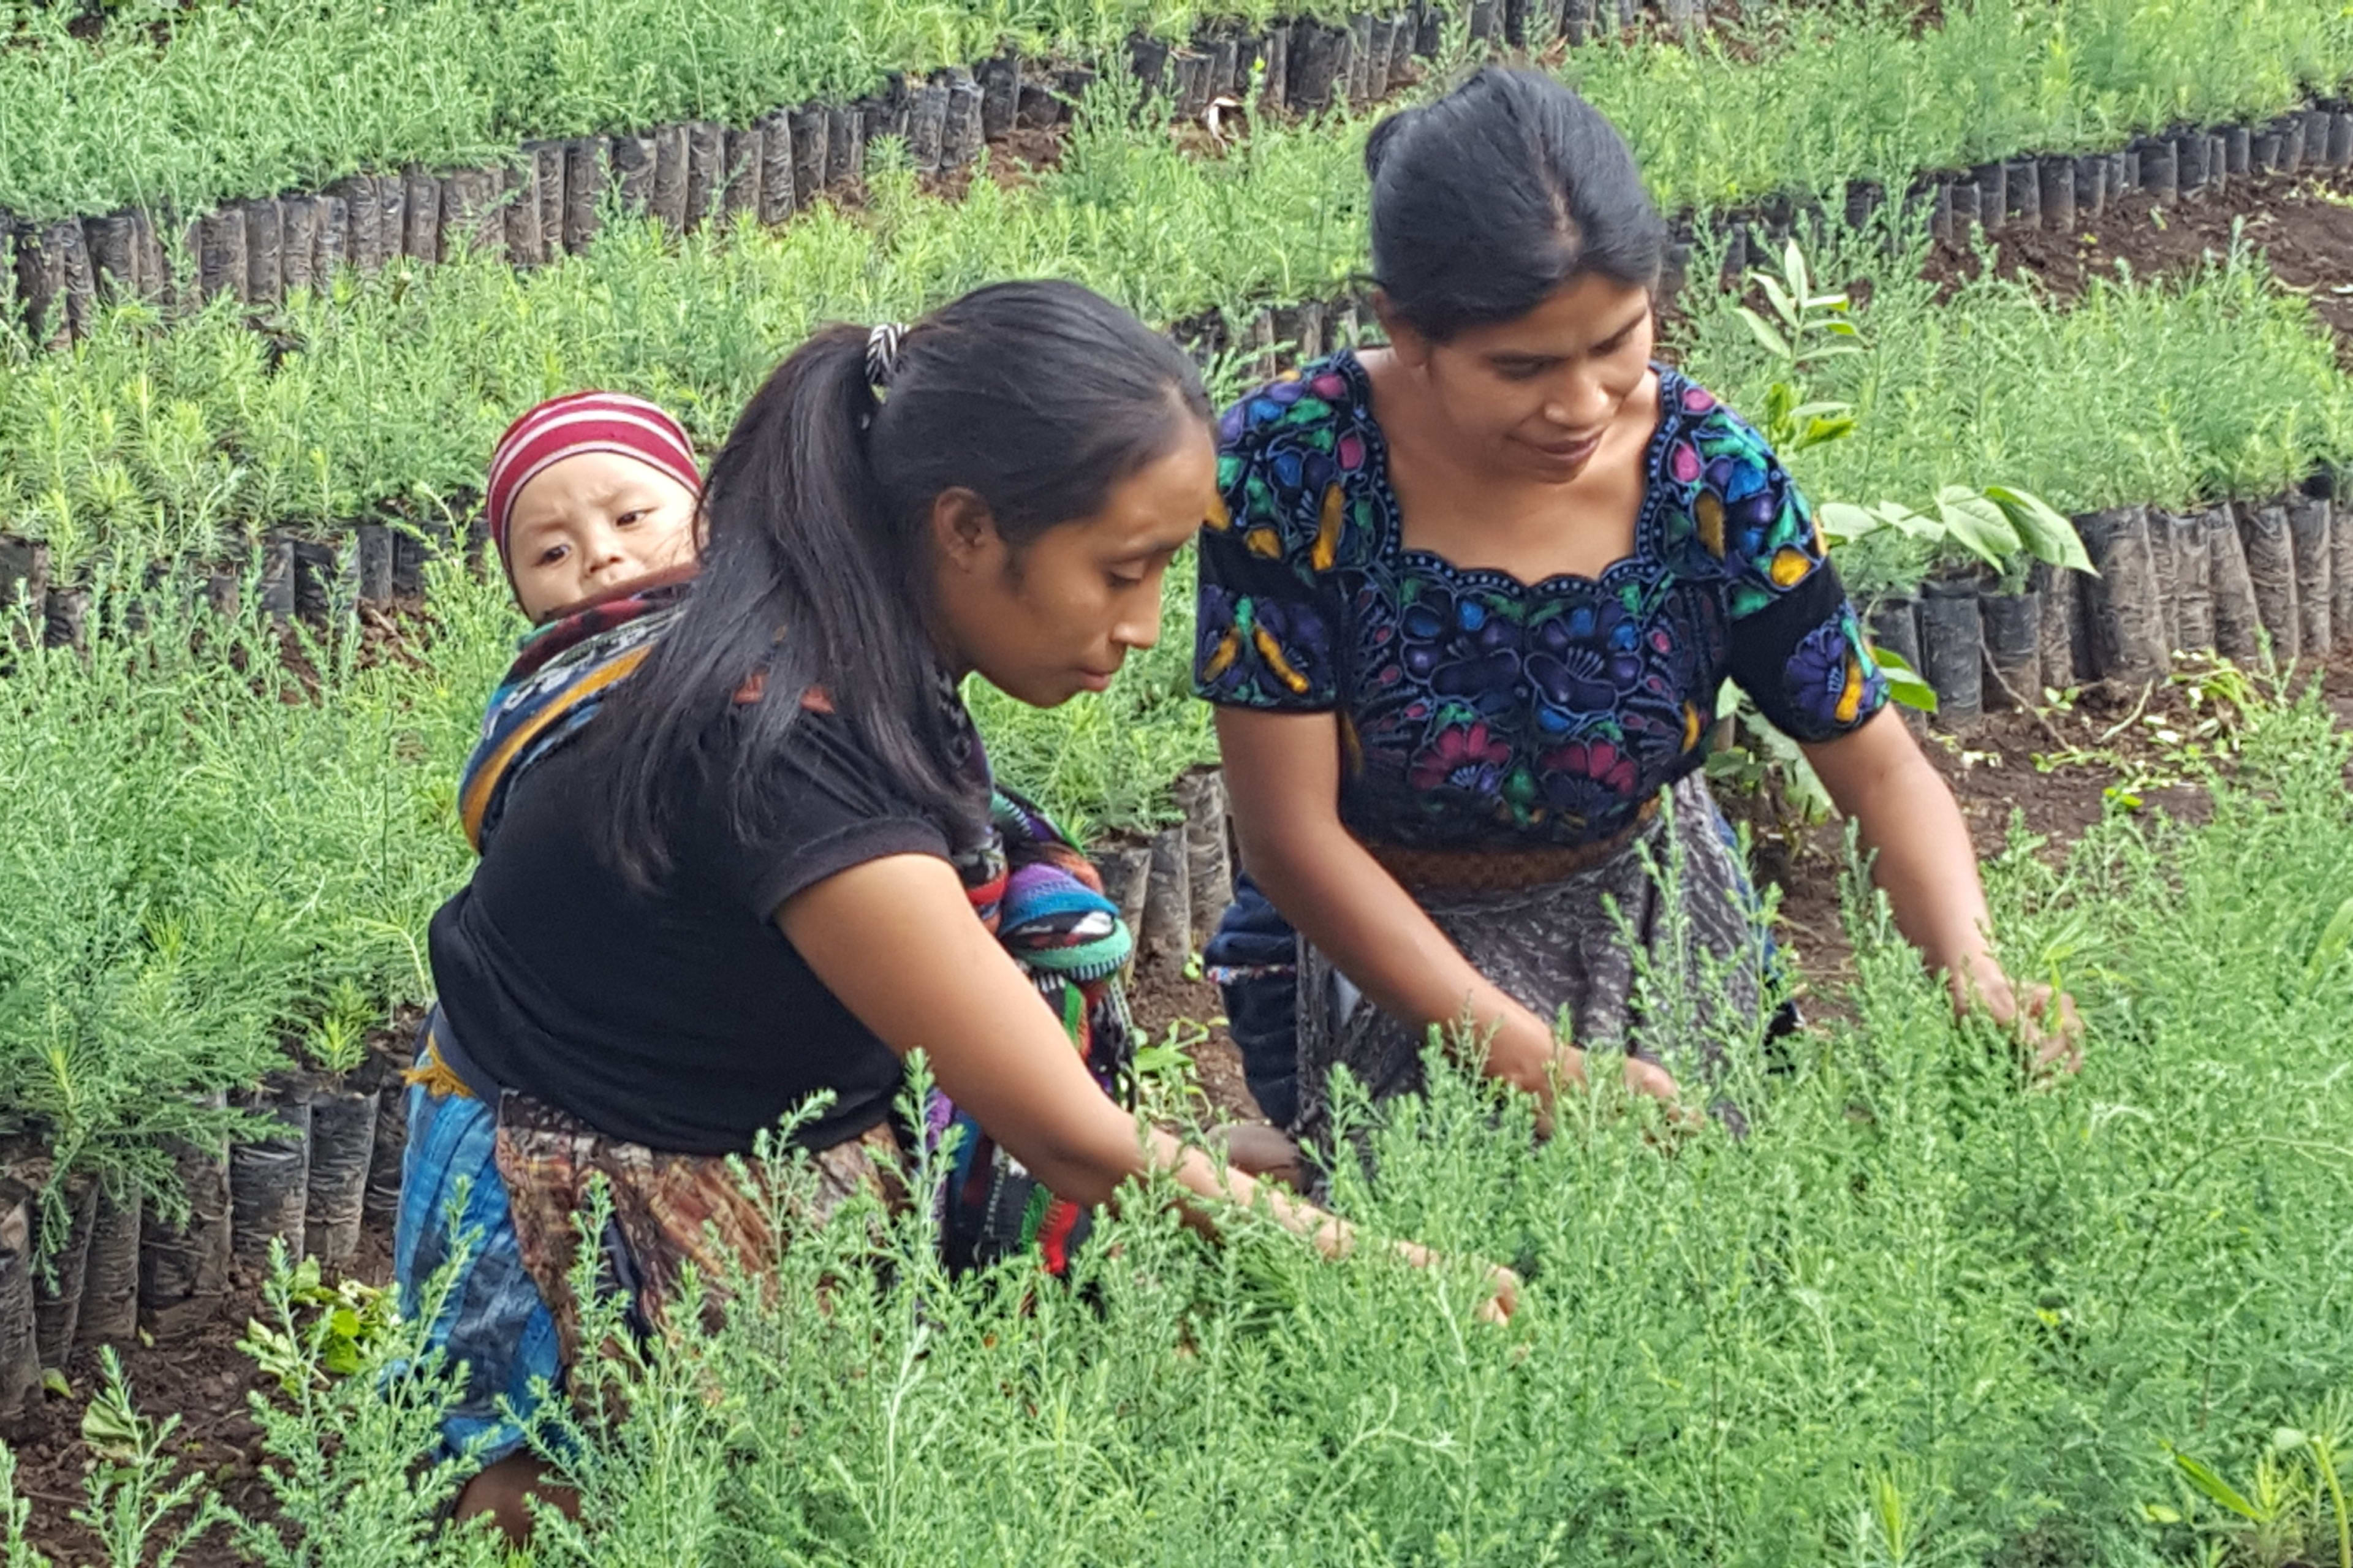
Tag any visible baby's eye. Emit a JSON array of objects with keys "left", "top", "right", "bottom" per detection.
[
  {"left": 615, "top": 509, "right": 646, "bottom": 528},
  {"left": 537, "top": 543, "right": 569, "bottom": 566}
]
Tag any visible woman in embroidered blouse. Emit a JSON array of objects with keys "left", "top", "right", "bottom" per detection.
[{"left": 1197, "top": 70, "right": 2079, "bottom": 1158}]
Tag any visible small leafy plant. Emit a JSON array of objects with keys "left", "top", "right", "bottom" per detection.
[
  {"left": 2162, "top": 1399, "right": 2353, "bottom": 1568},
  {"left": 300, "top": 975, "right": 375, "bottom": 1080},
  {"left": 239, "top": 1248, "right": 403, "bottom": 1395},
  {"left": 1737, "top": 238, "right": 2093, "bottom": 582}
]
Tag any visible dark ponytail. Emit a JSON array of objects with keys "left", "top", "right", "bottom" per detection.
[
  {"left": 1367, "top": 67, "right": 1667, "bottom": 342},
  {"left": 587, "top": 279, "right": 1208, "bottom": 886}
]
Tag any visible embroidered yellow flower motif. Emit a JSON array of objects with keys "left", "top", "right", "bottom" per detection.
[
  {"left": 1696, "top": 492, "right": 1726, "bottom": 558},
  {"left": 1252, "top": 624, "right": 1311, "bottom": 694},
  {"left": 1769, "top": 545, "right": 1813, "bottom": 588},
  {"left": 1312, "top": 483, "right": 1344, "bottom": 572}
]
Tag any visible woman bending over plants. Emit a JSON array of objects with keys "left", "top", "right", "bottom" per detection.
[
  {"left": 395, "top": 280, "right": 1513, "bottom": 1543},
  {"left": 1199, "top": 69, "right": 2082, "bottom": 1166}
]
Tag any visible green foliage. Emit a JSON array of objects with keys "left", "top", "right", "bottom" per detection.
[
  {"left": 2162, "top": 1399, "right": 2353, "bottom": 1568},
  {"left": 74, "top": 1348, "right": 233, "bottom": 1567},
  {"left": 0, "top": 526, "right": 1208, "bottom": 1198},
  {"left": 1590, "top": 0, "right": 2353, "bottom": 214},
  {"left": 240, "top": 1248, "right": 404, "bottom": 1395},
  {"left": 33, "top": 695, "right": 2348, "bottom": 1565},
  {"left": 229, "top": 1235, "right": 512, "bottom": 1568},
  {"left": 5, "top": 0, "right": 2349, "bottom": 234},
  {"left": 4, "top": 99, "right": 2347, "bottom": 593},
  {"left": 0, "top": 564, "right": 485, "bottom": 1207},
  {"left": 1725, "top": 237, "right": 2093, "bottom": 591},
  {"left": 0, "top": 0, "right": 1299, "bottom": 221},
  {"left": 1680, "top": 221, "right": 2353, "bottom": 599}
]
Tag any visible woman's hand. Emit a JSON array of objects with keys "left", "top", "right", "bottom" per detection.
[
  {"left": 1955, "top": 963, "right": 2085, "bottom": 1078},
  {"left": 1494, "top": 1013, "right": 1691, "bottom": 1135},
  {"left": 1619, "top": 1055, "right": 1688, "bottom": 1111},
  {"left": 1389, "top": 1238, "right": 1521, "bottom": 1324},
  {"left": 2015, "top": 984, "right": 2085, "bottom": 1076},
  {"left": 1806, "top": 713, "right": 2087, "bottom": 1081}
]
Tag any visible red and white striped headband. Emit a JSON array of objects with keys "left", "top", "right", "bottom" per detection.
[{"left": 485, "top": 391, "right": 702, "bottom": 567}]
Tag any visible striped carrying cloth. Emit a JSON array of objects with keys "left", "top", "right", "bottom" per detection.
[
  {"left": 456, "top": 569, "right": 694, "bottom": 853},
  {"left": 934, "top": 789, "right": 1135, "bottom": 1275}
]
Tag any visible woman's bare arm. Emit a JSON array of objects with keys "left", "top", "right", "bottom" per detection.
[
  {"left": 780, "top": 854, "right": 1457, "bottom": 1270},
  {"left": 1803, "top": 706, "right": 2081, "bottom": 1066}
]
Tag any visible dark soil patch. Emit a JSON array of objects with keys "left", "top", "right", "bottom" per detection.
[
  {"left": 1758, "top": 652, "right": 2350, "bottom": 1014},
  {"left": 1923, "top": 167, "right": 2353, "bottom": 358},
  {"left": 11, "top": 1227, "right": 396, "bottom": 1567},
  {"left": 1123, "top": 942, "right": 1261, "bottom": 1126},
  {"left": 13, "top": 1316, "right": 267, "bottom": 1566}
]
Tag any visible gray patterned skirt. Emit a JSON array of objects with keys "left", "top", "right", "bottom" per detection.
[{"left": 1291, "top": 774, "right": 1775, "bottom": 1157}]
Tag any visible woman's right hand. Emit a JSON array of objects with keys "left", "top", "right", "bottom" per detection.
[
  {"left": 1619, "top": 1055, "right": 1686, "bottom": 1111},
  {"left": 1389, "top": 1238, "right": 1521, "bottom": 1324},
  {"left": 1495, "top": 1013, "right": 1688, "bottom": 1132}
]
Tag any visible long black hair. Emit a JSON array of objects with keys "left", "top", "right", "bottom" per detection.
[
  {"left": 1366, "top": 68, "right": 1668, "bottom": 342},
  {"left": 588, "top": 279, "right": 1210, "bottom": 886}
]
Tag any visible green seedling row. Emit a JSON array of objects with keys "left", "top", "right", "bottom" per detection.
[
  {"left": 2, "top": 94, "right": 2347, "bottom": 580},
  {"left": 4, "top": 214, "right": 2349, "bottom": 1206},
  {"left": 1, "top": 0, "right": 2347, "bottom": 237},
  {"left": 0, "top": 0, "right": 1287, "bottom": 221}
]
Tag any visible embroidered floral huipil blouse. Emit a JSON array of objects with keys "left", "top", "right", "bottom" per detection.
[{"left": 1192, "top": 353, "right": 1888, "bottom": 852}]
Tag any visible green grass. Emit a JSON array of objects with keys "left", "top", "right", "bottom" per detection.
[{"left": 14, "top": 684, "right": 2351, "bottom": 1566}]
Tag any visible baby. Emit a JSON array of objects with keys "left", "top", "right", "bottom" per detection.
[
  {"left": 485, "top": 390, "right": 703, "bottom": 623},
  {"left": 455, "top": 391, "right": 705, "bottom": 853}
]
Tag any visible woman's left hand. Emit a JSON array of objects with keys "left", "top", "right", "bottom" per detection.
[
  {"left": 1961, "top": 965, "right": 2085, "bottom": 1078},
  {"left": 2009, "top": 982, "right": 2085, "bottom": 1077},
  {"left": 1387, "top": 1239, "right": 1521, "bottom": 1324}
]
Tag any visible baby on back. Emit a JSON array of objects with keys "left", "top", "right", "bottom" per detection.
[
  {"left": 486, "top": 390, "right": 703, "bottom": 624},
  {"left": 453, "top": 391, "right": 706, "bottom": 854}
]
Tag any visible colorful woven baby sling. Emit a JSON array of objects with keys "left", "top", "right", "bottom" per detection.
[
  {"left": 457, "top": 570, "right": 694, "bottom": 852},
  {"left": 933, "top": 789, "right": 1135, "bottom": 1275}
]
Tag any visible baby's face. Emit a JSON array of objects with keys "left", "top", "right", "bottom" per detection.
[{"left": 505, "top": 450, "right": 700, "bottom": 621}]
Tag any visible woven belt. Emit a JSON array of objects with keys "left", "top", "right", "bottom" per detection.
[{"left": 1365, "top": 794, "right": 1661, "bottom": 897}]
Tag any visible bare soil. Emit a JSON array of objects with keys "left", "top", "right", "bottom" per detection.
[{"left": 1922, "top": 166, "right": 2353, "bottom": 361}]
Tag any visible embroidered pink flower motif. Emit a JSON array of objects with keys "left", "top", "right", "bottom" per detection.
[
  {"left": 1311, "top": 372, "right": 1348, "bottom": 400},
  {"left": 1337, "top": 431, "right": 1366, "bottom": 471},
  {"left": 1409, "top": 721, "right": 1511, "bottom": 795},
  {"left": 1542, "top": 737, "right": 1639, "bottom": 795},
  {"left": 1681, "top": 385, "right": 1718, "bottom": 414},
  {"left": 1669, "top": 440, "right": 1702, "bottom": 483}
]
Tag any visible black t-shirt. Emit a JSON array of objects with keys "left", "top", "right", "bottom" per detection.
[{"left": 428, "top": 707, "right": 982, "bottom": 1155}]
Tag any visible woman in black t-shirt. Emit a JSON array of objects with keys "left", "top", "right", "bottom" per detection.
[{"left": 396, "top": 281, "right": 1515, "bottom": 1541}]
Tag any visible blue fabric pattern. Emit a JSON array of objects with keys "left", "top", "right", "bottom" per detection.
[{"left": 392, "top": 1020, "right": 563, "bottom": 1466}]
